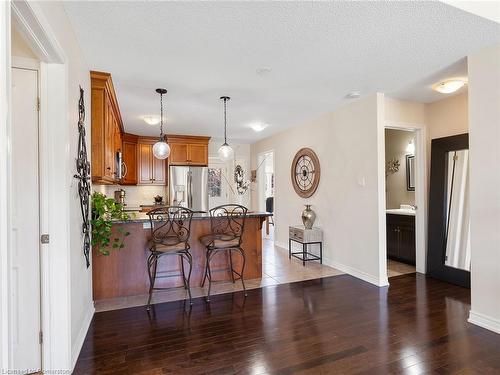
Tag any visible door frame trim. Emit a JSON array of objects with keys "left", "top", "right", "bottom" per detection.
[
  {"left": 256, "top": 149, "right": 275, "bottom": 213},
  {"left": 383, "top": 121, "right": 428, "bottom": 276},
  {"left": 0, "top": 3, "right": 12, "bottom": 369},
  {"left": 1, "top": 0, "right": 75, "bottom": 371}
]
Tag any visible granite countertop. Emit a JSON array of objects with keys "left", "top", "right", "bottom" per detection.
[{"left": 113, "top": 211, "right": 272, "bottom": 224}]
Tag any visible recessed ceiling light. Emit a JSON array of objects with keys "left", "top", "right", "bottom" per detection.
[
  {"left": 249, "top": 122, "right": 269, "bottom": 132},
  {"left": 346, "top": 91, "right": 361, "bottom": 99},
  {"left": 256, "top": 66, "right": 272, "bottom": 76},
  {"left": 432, "top": 79, "right": 467, "bottom": 94},
  {"left": 143, "top": 115, "right": 160, "bottom": 125}
]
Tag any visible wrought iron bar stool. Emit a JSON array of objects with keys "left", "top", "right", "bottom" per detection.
[
  {"left": 199, "top": 204, "right": 248, "bottom": 302},
  {"left": 146, "top": 206, "right": 194, "bottom": 310}
]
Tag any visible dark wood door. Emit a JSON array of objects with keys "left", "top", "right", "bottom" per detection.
[
  {"left": 427, "top": 134, "right": 470, "bottom": 288},
  {"left": 387, "top": 214, "right": 415, "bottom": 265},
  {"left": 399, "top": 224, "right": 416, "bottom": 264},
  {"left": 386, "top": 222, "right": 400, "bottom": 259}
]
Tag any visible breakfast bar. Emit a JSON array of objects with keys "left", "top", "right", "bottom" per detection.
[{"left": 92, "top": 212, "right": 270, "bottom": 301}]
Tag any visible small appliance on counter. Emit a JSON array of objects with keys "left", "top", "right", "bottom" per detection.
[{"left": 114, "top": 189, "right": 126, "bottom": 206}]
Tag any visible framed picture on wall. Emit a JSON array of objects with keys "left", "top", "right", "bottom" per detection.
[{"left": 406, "top": 154, "right": 415, "bottom": 191}]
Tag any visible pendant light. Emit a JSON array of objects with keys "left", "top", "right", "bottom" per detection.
[
  {"left": 218, "top": 96, "right": 234, "bottom": 161},
  {"left": 152, "top": 88, "right": 170, "bottom": 160}
]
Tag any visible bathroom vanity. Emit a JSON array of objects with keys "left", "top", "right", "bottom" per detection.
[{"left": 386, "top": 213, "right": 415, "bottom": 265}]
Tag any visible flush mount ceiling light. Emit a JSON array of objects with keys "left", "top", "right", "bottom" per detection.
[
  {"left": 249, "top": 122, "right": 269, "bottom": 132},
  {"left": 218, "top": 96, "right": 234, "bottom": 161},
  {"left": 152, "top": 88, "right": 170, "bottom": 160},
  {"left": 432, "top": 79, "right": 467, "bottom": 94},
  {"left": 143, "top": 115, "right": 160, "bottom": 126},
  {"left": 256, "top": 66, "right": 272, "bottom": 76},
  {"left": 346, "top": 91, "right": 361, "bottom": 99}
]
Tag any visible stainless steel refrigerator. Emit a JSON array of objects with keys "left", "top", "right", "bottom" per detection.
[{"left": 169, "top": 166, "right": 208, "bottom": 212}]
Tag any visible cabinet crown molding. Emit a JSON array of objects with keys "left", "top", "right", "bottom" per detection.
[{"left": 90, "top": 70, "right": 124, "bottom": 133}]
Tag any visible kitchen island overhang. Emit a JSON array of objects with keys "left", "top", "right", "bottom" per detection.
[{"left": 92, "top": 212, "right": 271, "bottom": 301}]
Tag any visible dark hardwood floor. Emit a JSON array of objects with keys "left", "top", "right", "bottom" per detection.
[{"left": 75, "top": 274, "right": 500, "bottom": 374}]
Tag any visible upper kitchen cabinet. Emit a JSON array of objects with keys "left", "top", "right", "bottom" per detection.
[
  {"left": 167, "top": 135, "right": 210, "bottom": 166},
  {"left": 91, "top": 71, "right": 124, "bottom": 184},
  {"left": 138, "top": 137, "right": 167, "bottom": 185},
  {"left": 121, "top": 133, "right": 138, "bottom": 185}
]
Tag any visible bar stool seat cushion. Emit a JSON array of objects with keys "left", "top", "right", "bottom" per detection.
[
  {"left": 199, "top": 234, "right": 240, "bottom": 249},
  {"left": 149, "top": 238, "right": 187, "bottom": 252}
]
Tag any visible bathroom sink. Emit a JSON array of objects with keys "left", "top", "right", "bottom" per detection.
[{"left": 386, "top": 205, "right": 416, "bottom": 216}]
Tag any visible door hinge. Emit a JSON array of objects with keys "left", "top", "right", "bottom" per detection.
[
  {"left": 40, "top": 234, "right": 49, "bottom": 244},
  {"left": 36, "top": 97, "right": 40, "bottom": 112},
  {"left": 39, "top": 331, "right": 43, "bottom": 344}
]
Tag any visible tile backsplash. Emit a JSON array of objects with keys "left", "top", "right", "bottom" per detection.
[{"left": 104, "top": 185, "right": 168, "bottom": 209}]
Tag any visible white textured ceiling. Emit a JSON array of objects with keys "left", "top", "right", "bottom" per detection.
[{"left": 64, "top": 1, "right": 500, "bottom": 142}]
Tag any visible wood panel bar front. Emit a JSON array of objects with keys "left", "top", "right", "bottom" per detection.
[{"left": 92, "top": 215, "right": 265, "bottom": 300}]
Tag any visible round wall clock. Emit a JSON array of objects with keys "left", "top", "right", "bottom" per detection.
[{"left": 291, "top": 148, "right": 321, "bottom": 198}]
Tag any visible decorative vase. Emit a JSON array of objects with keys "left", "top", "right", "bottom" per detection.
[{"left": 301, "top": 204, "right": 316, "bottom": 229}]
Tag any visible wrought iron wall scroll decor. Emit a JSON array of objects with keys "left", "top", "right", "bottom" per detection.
[
  {"left": 73, "top": 86, "right": 91, "bottom": 268},
  {"left": 234, "top": 164, "right": 250, "bottom": 195}
]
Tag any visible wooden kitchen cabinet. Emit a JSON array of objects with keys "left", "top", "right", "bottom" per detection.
[
  {"left": 91, "top": 71, "right": 124, "bottom": 184},
  {"left": 167, "top": 135, "right": 210, "bottom": 166},
  {"left": 121, "top": 133, "right": 138, "bottom": 185},
  {"left": 138, "top": 138, "right": 167, "bottom": 185},
  {"left": 386, "top": 214, "right": 416, "bottom": 265}
]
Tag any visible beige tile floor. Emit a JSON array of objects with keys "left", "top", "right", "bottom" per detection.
[
  {"left": 95, "top": 230, "right": 343, "bottom": 312},
  {"left": 387, "top": 259, "right": 416, "bottom": 278}
]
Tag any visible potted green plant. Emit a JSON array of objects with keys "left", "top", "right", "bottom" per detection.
[{"left": 91, "top": 192, "right": 130, "bottom": 256}]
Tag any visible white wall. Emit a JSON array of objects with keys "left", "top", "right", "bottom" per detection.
[
  {"left": 251, "top": 94, "right": 388, "bottom": 286},
  {"left": 426, "top": 92, "right": 468, "bottom": 140},
  {"left": 467, "top": 43, "right": 500, "bottom": 334},
  {"left": 32, "top": 1, "right": 94, "bottom": 369},
  {"left": 385, "top": 97, "right": 426, "bottom": 125},
  {"left": 11, "top": 26, "right": 35, "bottom": 59}
]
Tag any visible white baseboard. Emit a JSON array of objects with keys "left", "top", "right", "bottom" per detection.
[
  {"left": 274, "top": 241, "right": 287, "bottom": 250},
  {"left": 71, "top": 304, "right": 95, "bottom": 371},
  {"left": 326, "top": 260, "right": 389, "bottom": 287},
  {"left": 273, "top": 241, "right": 388, "bottom": 287},
  {"left": 468, "top": 310, "right": 500, "bottom": 334}
]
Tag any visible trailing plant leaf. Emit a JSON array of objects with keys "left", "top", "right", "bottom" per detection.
[{"left": 91, "top": 192, "right": 130, "bottom": 256}]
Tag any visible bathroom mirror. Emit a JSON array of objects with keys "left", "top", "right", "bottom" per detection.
[
  {"left": 427, "top": 134, "right": 470, "bottom": 288},
  {"left": 406, "top": 155, "right": 415, "bottom": 191}
]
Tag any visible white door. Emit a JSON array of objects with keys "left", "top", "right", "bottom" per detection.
[
  {"left": 208, "top": 158, "right": 229, "bottom": 209},
  {"left": 11, "top": 67, "right": 42, "bottom": 372}
]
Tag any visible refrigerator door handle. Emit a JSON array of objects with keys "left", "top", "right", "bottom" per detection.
[{"left": 187, "top": 170, "right": 193, "bottom": 208}]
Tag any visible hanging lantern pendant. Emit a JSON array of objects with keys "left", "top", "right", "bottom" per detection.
[
  {"left": 152, "top": 88, "right": 170, "bottom": 160},
  {"left": 218, "top": 96, "right": 234, "bottom": 161}
]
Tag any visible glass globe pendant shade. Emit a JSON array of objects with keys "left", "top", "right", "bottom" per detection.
[
  {"left": 152, "top": 140, "right": 170, "bottom": 160},
  {"left": 218, "top": 143, "right": 234, "bottom": 161},
  {"left": 406, "top": 140, "right": 415, "bottom": 154}
]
